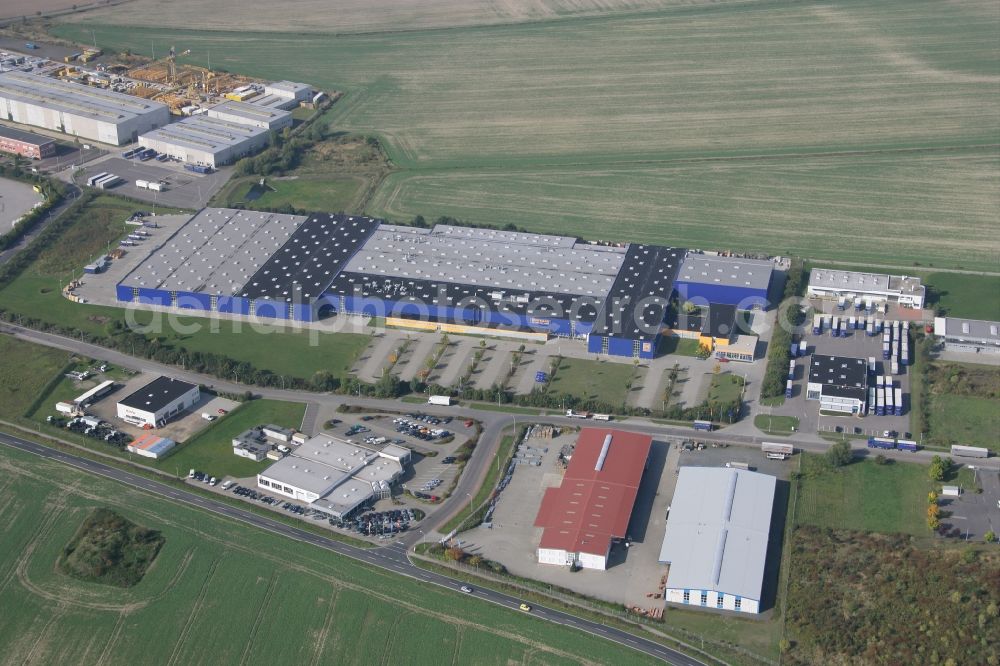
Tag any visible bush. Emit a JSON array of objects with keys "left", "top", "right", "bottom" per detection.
[
  {"left": 761, "top": 258, "right": 805, "bottom": 399},
  {"left": 825, "top": 441, "right": 853, "bottom": 467}
]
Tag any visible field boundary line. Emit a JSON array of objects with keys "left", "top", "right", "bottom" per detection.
[
  {"left": 309, "top": 589, "right": 340, "bottom": 666},
  {"left": 166, "top": 556, "right": 221, "bottom": 666},
  {"left": 239, "top": 572, "right": 280, "bottom": 666}
]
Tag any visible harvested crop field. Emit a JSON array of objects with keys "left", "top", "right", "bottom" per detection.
[
  {"left": 55, "top": 0, "right": 1000, "bottom": 270},
  {"left": 0, "top": 444, "right": 659, "bottom": 665}
]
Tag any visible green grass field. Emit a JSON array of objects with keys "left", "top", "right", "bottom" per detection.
[
  {"left": 659, "top": 336, "right": 703, "bottom": 357},
  {"left": 707, "top": 372, "right": 743, "bottom": 404},
  {"left": 147, "top": 399, "right": 306, "bottom": 478},
  {"left": 220, "top": 176, "right": 367, "bottom": 212},
  {"left": 795, "top": 453, "right": 934, "bottom": 535},
  {"left": 548, "top": 358, "right": 635, "bottom": 407},
  {"left": 0, "top": 336, "right": 71, "bottom": 419},
  {"left": 753, "top": 414, "right": 799, "bottom": 436},
  {"left": 928, "top": 394, "right": 1000, "bottom": 451},
  {"left": 55, "top": 0, "right": 1000, "bottom": 270},
  {"left": 0, "top": 444, "right": 658, "bottom": 665},
  {"left": 925, "top": 272, "right": 1000, "bottom": 320}
]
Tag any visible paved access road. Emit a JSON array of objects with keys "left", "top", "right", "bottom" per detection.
[
  {"left": 0, "top": 183, "right": 81, "bottom": 267},
  {"left": 0, "top": 429, "right": 704, "bottom": 666}
]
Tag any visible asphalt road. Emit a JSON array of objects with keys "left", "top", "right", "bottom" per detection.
[
  {"left": 0, "top": 429, "right": 705, "bottom": 666},
  {"left": 0, "top": 183, "right": 81, "bottom": 267}
]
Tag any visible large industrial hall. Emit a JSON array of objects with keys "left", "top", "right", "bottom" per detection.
[{"left": 113, "top": 207, "right": 774, "bottom": 359}]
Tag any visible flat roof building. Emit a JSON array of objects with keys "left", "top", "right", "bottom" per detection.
[
  {"left": 263, "top": 80, "right": 312, "bottom": 103},
  {"left": 807, "top": 269, "right": 925, "bottom": 310},
  {"left": 534, "top": 429, "right": 652, "bottom": 570},
  {"left": 0, "top": 123, "right": 56, "bottom": 159},
  {"left": 137, "top": 115, "right": 269, "bottom": 168},
  {"left": 257, "top": 434, "right": 407, "bottom": 518},
  {"left": 116, "top": 376, "right": 200, "bottom": 428},
  {"left": 0, "top": 71, "right": 169, "bottom": 146},
  {"left": 126, "top": 433, "right": 176, "bottom": 459},
  {"left": 675, "top": 254, "right": 773, "bottom": 309},
  {"left": 658, "top": 467, "right": 776, "bottom": 614},
  {"left": 206, "top": 100, "right": 292, "bottom": 131},
  {"left": 806, "top": 355, "right": 868, "bottom": 414},
  {"left": 934, "top": 317, "right": 1000, "bottom": 355}
]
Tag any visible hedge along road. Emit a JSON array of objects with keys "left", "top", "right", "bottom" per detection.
[
  {"left": 3, "top": 322, "right": 998, "bottom": 484},
  {"left": 0, "top": 430, "right": 706, "bottom": 666}
]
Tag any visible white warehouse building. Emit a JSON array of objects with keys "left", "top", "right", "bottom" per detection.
[
  {"left": 0, "top": 71, "right": 169, "bottom": 146},
  {"left": 934, "top": 317, "right": 1000, "bottom": 355},
  {"left": 807, "top": 269, "right": 925, "bottom": 310},
  {"left": 263, "top": 80, "right": 312, "bottom": 103},
  {"left": 116, "top": 376, "right": 200, "bottom": 428},
  {"left": 206, "top": 100, "right": 292, "bottom": 131},
  {"left": 257, "top": 434, "right": 406, "bottom": 518},
  {"left": 659, "top": 467, "right": 777, "bottom": 615},
  {"left": 138, "top": 116, "right": 269, "bottom": 168}
]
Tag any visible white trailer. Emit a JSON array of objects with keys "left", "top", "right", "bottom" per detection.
[
  {"left": 427, "top": 395, "right": 452, "bottom": 406},
  {"left": 761, "top": 442, "right": 794, "bottom": 456}
]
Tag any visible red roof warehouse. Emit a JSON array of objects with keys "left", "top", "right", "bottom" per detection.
[{"left": 534, "top": 428, "right": 652, "bottom": 570}]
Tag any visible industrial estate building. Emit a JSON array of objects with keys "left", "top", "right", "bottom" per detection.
[
  {"left": 263, "top": 81, "right": 312, "bottom": 104},
  {"left": 534, "top": 429, "right": 652, "bottom": 570},
  {"left": 137, "top": 116, "right": 269, "bottom": 168},
  {"left": 206, "top": 100, "right": 292, "bottom": 131},
  {"left": 116, "top": 376, "right": 200, "bottom": 428},
  {"left": 257, "top": 434, "right": 408, "bottom": 518},
  {"left": 806, "top": 355, "right": 869, "bottom": 414},
  {"left": 658, "top": 467, "right": 776, "bottom": 614},
  {"left": 807, "top": 269, "right": 925, "bottom": 310},
  {"left": 675, "top": 255, "right": 773, "bottom": 310},
  {"left": 934, "top": 317, "right": 1000, "bottom": 355},
  {"left": 0, "top": 71, "right": 169, "bottom": 145},
  {"left": 126, "top": 433, "right": 176, "bottom": 459},
  {"left": 114, "top": 208, "right": 774, "bottom": 359},
  {"left": 0, "top": 124, "right": 56, "bottom": 159}
]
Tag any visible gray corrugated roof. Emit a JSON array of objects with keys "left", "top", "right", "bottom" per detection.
[
  {"left": 943, "top": 317, "right": 1000, "bottom": 343},
  {"left": 677, "top": 254, "right": 773, "bottom": 290},
  {"left": 139, "top": 115, "right": 267, "bottom": 152},
  {"left": 0, "top": 70, "right": 167, "bottom": 122},
  {"left": 340, "top": 224, "right": 625, "bottom": 298},
  {"left": 120, "top": 208, "right": 308, "bottom": 295},
  {"left": 658, "top": 467, "right": 775, "bottom": 601}
]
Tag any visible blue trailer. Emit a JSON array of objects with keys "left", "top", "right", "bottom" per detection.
[
  {"left": 693, "top": 420, "right": 713, "bottom": 432},
  {"left": 788, "top": 360, "right": 795, "bottom": 380},
  {"left": 785, "top": 380, "right": 793, "bottom": 399},
  {"left": 896, "top": 439, "right": 917, "bottom": 452},
  {"left": 813, "top": 314, "right": 822, "bottom": 335},
  {"left": 789, "top": 343, "right": 798, "bottom": 358},
  {"left": 868, "top": 436, "right": 895, "bottom": 450},
  {"left": 184, "top": 164, "right": 213, "bottom": 174}
]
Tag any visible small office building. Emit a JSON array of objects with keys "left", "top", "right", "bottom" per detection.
[
  {"left": 116, "top": 376, "right": 200, "bottom": 428},
  {"left": 806, "top": 355, "right": 868, "bottom": 414}
]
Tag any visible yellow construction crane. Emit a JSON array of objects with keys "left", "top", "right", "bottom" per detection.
[{"left": 166, "top": 46, "right": 191, "bottom": 84}]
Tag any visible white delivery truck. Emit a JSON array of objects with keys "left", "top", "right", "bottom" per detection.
[{"left": 427, "top": 395, "right": 452, "bottom": 406}]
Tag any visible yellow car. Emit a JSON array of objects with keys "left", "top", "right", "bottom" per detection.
[{"left": 519, "top": 603, "right": 532, "bottom": 612}]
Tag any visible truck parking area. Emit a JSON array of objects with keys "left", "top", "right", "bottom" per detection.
[{"left": 77, "top": 156, "right": 229, "bottom": 209}]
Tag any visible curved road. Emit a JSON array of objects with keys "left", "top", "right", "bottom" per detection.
[{"left": 0, "top": 429, "right": 704, "bottom": 666}]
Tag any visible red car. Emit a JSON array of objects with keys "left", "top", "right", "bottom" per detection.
[{"left": 217, "top": 408, "right": 228, "bottom": 415}]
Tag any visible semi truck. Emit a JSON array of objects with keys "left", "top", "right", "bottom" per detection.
[
  {"left": 897, "top": 439, "right": 917, "bottom": 452},
  {"left": 565, "top": 410, "right": 592, "bottom": 419},
  {"left": 762, "top": 442, "right": 794, "bottom": 456},
  {"left": 837, "top": 296, "right": 847, "bottom": 310},
  {"left": 813, "top": 314, "right": 822, "bottom": 335},
  {"left": 184, "top": 164, "right": 213, "bottom": 174},
  {"left": 785, "top": 379, "right": 793, "bottom": 398},
  {"left": 787, "top": 360, "right": 795, "bottom": 380},
  {"left": 867, "top": 436, "right": 895, "bottom": 450},
  {"left": 693, "top": 420, "right": 713, "bottom": 432},
  {"left": 951, "top": 445, "right": 988, "bottom": 459},
  {"left": 798, "top": 340, "right": 807, "bottom": 356}
]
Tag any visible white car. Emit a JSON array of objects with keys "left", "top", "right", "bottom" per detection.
[{"left": 460, "top": 585, "right": 473, "bottom": 594}]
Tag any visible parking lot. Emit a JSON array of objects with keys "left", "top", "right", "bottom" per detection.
[
  {"left": 83, "top": 371, "right": 239, "bottom": 442},
  {"left": 767, "top": 302, "right": 915, "bottom": 438},
  {"left": 937, "top": 466, "right": 1000, "bottom": 542},
  {"left": 78, "top": 156, "right": 230, "bottom": 209},
  {"left": 0, "top": 175, "right": 43, "bottom": 228}
]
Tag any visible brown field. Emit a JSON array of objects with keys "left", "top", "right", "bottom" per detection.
[
  {"left": 1, "top": 0, "right": 94, "bottom": 20},
  {"left": 60, "top": 0, "right": 700, "bottom": 33}
]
